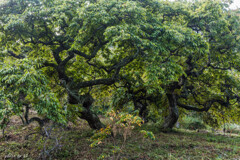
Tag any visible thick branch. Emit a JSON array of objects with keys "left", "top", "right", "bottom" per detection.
[
  {"left": 208, "top": 64, "right": 231, "bottom": 71},
  {"left": 8, "top": 51, "right": 25, "bottom": 59},
  {"left": 71, "top": 50, "right": 91, "bottom": 59},
  {"left": 108, "top": 48, "right": 139, "bottom": 72},
  {"left": 61, "top": 52, "right": 75, "bottom": 66},
  {"left": 73, "top": 41, "right": 108, "bottom": 61},
  {"left": 177, "top": 102, "right": 210, "bottom": 112},
  {"left": 76, "top": 77, "right": 116, "bottom": 88},
  {"left": 42, "top": 62, "right": 57, "bottom": 69},
  {"left": 177, "top": 98, "right": 229, "bottom": 112},
  {"left": 28, "top": 117, "right": 49, "bottom": 127},
  {"left": 52, "top": 46, "right": 65, "bottom": 64},
  {"left": 86, "top": 61, "right": 109, "bottom": 73},
  {"left": 74, "top": 48, "right": 140, "bottom": 89}
]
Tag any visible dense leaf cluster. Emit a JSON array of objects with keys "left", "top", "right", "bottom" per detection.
[{"left": 0, "top": 0, "right": 240, "bottom": 129}]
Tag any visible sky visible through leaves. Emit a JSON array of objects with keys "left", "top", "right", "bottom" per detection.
[{"left": 230, "top": 0, "right": 240, "bottom": 9}]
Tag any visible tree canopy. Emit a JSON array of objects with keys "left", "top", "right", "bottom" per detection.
[{"left": 0, "top": 0, "right": 240, "bottom": 130}]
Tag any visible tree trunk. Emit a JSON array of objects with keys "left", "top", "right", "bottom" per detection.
[
  {"left": 80, "top": 94, "right": 105, "bottom": 129},
  {"left": 133, "top": 100, "right": 148, "bottom": 122},
  {"left": 162, "top": 93, "right": 179, "bottom": 130},
  {"left": 139, "top": 102, "right": 148, "bottom": 123},
  {"left": 68, "top": 92, "right": 105, "bottom": 130},
  {"left": 24, "top": 105, "right": 29, "bottom": 124},
  {"left": 80, "top": 109, "right": 105, "bottom": 130}
]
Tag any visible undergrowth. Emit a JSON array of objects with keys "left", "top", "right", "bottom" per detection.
[{"left": 0, "top": 116, "right": 239, "bottom": 160}]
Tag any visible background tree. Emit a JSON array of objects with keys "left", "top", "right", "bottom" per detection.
[
  {"left": 146, "top": 0, "right": 240, "bottom": 129},
  {"left": 106, "top": 0, "right": 240, "bottom": 129}
]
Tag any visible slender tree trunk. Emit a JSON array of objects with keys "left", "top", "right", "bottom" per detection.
[
  {"left": 162, "top": 93, "right": 179, "bottom": 130},
  {"left": 24, "top": 105, "right": 29, "bottom": 124},
  {"left": 19, "top": 115, "right": 25, "bottom": 125},
  {"left": 20, "top": 105, "right": 30, "bottom": 125}
]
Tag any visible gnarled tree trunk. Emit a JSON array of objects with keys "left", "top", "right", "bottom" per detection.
[
  {"left": 68, "top": 92, "right": 105, "bottom": 130},
  {"left": 80, "top": 109, "right": 105, "bottom": 130},
  {"left": 162, "top": 93, "right": 179, "bottom": 130}
]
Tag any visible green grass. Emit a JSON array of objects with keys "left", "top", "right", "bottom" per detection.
[{"left": 0, "top": 117, "right": 240, "bottom": 160}]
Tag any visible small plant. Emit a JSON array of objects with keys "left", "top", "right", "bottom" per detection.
[
  {"left": 90, "top": 125, "right": 112, "bottom": 147},
  {"left": 140, "top": 130, "right": 155, "bottom": 141},
  {"left": 90, "top": 110, "right": 155, "bottom": 160}
]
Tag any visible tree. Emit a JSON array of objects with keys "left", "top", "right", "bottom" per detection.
[
  {"left": 160, "top": 0, "right": 240, "bottom": 129},
  {"left": 108, "top": 0, "right": 240, "bottom": 129},
  {"left": 0, "top": 0, "right": 163, "bottom": 129},
  {"left": 0, "top": 59, "right": 65, "bottom": 129},
  {"left": 1, "top": 0, "right": 240, "bottom": 130},
  {"left": 150, "top": 0, "right": 240, "bottom": 129}
]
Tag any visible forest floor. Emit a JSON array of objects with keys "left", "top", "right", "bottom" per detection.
[{"left": 0, "top": 116, "right": 240, "bottom": 160}]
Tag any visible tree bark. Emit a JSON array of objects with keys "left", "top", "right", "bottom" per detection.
[
  {"left": 80, "top": 94, "right": 105, "bottom": 129},
  {"left": 68, "top": 92, "right": 105, "bottom": 130},
  {"left": 133, "top": 100, "right": 148, "bottom": 122},
  {"left": 80, "top": 109, "right": 105, "bottom": 130},
  {"left": 162, "top": 93, "right": 179, "bottom": 130},
  {"left": 24, "top": 105, "right": 30, "bottom": 124},
  {"left": 28, "top": 117, "right": 49, "bottom": 127}
]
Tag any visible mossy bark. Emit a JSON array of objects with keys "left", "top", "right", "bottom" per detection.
[
  {"left": 68, "top": 93, "right": 105, "bottom": 130},
  {"left": 162, "top": 93, "right": 179, "bottom": 130}
]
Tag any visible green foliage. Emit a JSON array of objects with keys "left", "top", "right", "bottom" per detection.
[
  {"left": 90, "top": 110, "right": 155, "bottom": 159},
  {"left": 223, "top": 123, "right": 240, "bottom": 134},
  {"left": 90, "top": 110, "right": 143, "bottom": 146},
  {"left": 91, "top": 105, "right": 109, "bottom": 115},
  {"left": 140, "top": 130, "right": 155, "bottom": 141},
  {"left": 182, "top": 119, "right": 207, "bottom": 130},
  {"left": 1, "top": 1, "right": 240, "bottom": 160},
  {"left": 179, "top": 113, "right": 207, "bottom": 130},
  {"left": 0, "top": 0, "right": 240, "bottom": 130},
  {"left": 0, "top": 59, "right": 66, "bottom": 129},
  {"left": 90, "top": 126, "right": 111, "bottom": 148}
]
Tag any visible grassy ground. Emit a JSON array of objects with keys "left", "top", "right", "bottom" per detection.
[{"left": 0, "top": 116, "right": 240, "bottom": 160}]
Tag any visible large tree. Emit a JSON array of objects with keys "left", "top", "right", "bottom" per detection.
[
  {"left": 1, "top": 0, "right": 240, "bottom": 130},
  {"left": 159, "top": 0, "right": 240, "bottom": 129},
  {"left": 0, "top": 0, "right": 163, "bottom": 129},
  {"left": 105, "top": 0, "right": 240, "bottom": 129}
]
